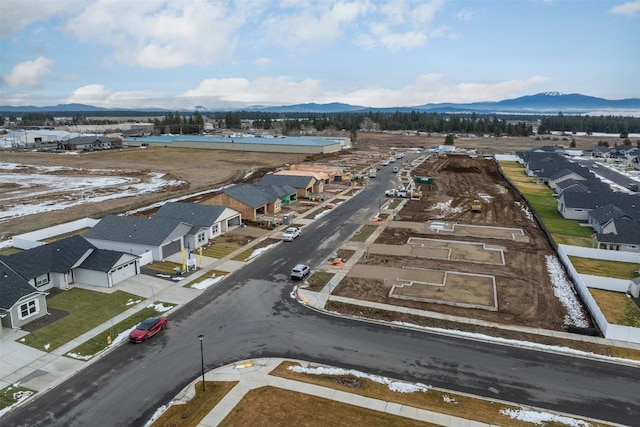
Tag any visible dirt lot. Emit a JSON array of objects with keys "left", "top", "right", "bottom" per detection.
[
  {"left": 0, "top": 147, "right": 309, "bottom": 239},
  {"left": 333, "top": 155, "right": 573, "bottom": 329}
]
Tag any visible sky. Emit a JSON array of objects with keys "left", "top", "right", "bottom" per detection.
[{"left": 0, "top": 0, "right": 639, "bottom": 110}]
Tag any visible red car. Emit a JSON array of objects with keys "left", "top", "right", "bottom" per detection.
[{"left": 128, "top": 316, "right": 167, "bottom": 343}]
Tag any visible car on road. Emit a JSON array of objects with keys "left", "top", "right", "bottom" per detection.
[
  {"left": 592, "top": 164, "right": 599, "bottom": 168},
  {"left": 628, "top": 183, "right": 639, "bottom": 192},
  {"left": 392, "top": 167, "right": 399, "bottom": 173},
  {"left": 385, "top": 189, "right": 398, "bottom": 197},
  {"left": 290, "top": 264, "right": 310, "bottom": 280},
  {"left": 382, "top": 161, "right": 389, "bottom": 166},
  {"left": 128, "top": 316, "right": 167, "bottom": 343},
  {"left": 282, "top": 227, "right": 301, "bottom": 242}
]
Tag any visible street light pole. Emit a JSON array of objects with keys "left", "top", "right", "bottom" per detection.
[{"left": 198, "top": 334, "right": 205, "bottom": 391}]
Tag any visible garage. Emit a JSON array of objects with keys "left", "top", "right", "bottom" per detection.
[
  {"left": 110, "top": 260, "right": 138, "bottom": 285},
  {"left": 161, "top": 239, "right": 182, "bottom": 259}
]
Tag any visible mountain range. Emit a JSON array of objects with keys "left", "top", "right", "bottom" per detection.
[{"left": 1, "top": 92, "right": 639, "bottom": 115}]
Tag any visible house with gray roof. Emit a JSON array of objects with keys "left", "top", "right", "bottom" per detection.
[
  {"left": 0, "top": 262, "right": 48, "bottom": 333},
  {"left": 61, "top": 135, "right": 121, "bottom": 151},
  {"left": 0, "top": 235, "right": 140, "bottom": 290},
  {"left": 258, "top": 173, "right": 317, "bottom": 198},
  {"left": 588, "top": 204, "right": 635, "bottom": 233},
  {"left": 84, "top": 215, "right": 193, "bottom": 262},
  {"left": 202, "top": 184, "right": 280, "bottom": 221},
  {"left": 154, "top": 202, "right": 241, "bottom": 248},
  {"left": 554, "top": 178, "right": 591, "bottom": 197},
  {"left": 253, "top": 184, "right": 298, "bottom": 204},
  {"left": 594, "top": 217, "right": 640, "bottom": 252},
  {"left": 547, "top": 168, "right": 590, "bottom": 190}
]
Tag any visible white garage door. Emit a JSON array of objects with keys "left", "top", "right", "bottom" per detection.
[{"left": 110, "top": 261, "right": 138, "bottom": 285}]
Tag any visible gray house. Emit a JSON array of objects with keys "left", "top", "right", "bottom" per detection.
[
  {"left": 594, "top": 217, "right": 640, "bottom": 252},
  {"left": 0, "top": 262, "right": 48, "bottom": 333},
  {"left": 85, "top": 215, "right": 193, "bottom": 262},
  {"left": 258, "top": 174, "right": 317, "bottom": 198},
  {"left": 154, "top": 202, "right": 241, "bottom": 249},
  {"left": 0, "top": 235, "right": 139, "bottom": 290}
]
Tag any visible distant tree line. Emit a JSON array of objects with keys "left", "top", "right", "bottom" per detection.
[
  {"left": 3, "top": 109, "right": 640, "bottom": 137},
  {"left": 538, "top": 113, "right": 640, "bottom": 134}
]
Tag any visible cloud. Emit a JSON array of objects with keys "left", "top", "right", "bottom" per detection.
[
  {"left": 64, "top": 84, "right": 162, "bottom": 108},
  {"left": 0, "top": 0, "right": 82, "bottom": 38},
  {"left": 610, "top": 1, "right": 640, "bottom": 17},
  {"left": 183, "top": 77, "right": 323, "bottom": 106},
  {"left": 61, "top": 0, "right": 249, "bottom": 68},
  {"left": 457, "top": 8, "right": 474, "bottom": 21},
  {"left": 333, "top": 74, "right": 552, "bottom": 106},
  {"left": 253, "top": 57, "right": 272, "bottom": 66},
  {"left": 264, "top": 1, "right": 372, "bottom": 47},
  {"left": 1, "top": 57, "right": 54, "bottom": 89}
]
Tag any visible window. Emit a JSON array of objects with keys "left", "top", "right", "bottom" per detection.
[
  {"left": 19, "top": 300, "right": 38, "bottom": 319},
  {"left": 35, "top": 273, "right": 49, "bottom": 287},
  {"left": 198, "top": 232, "right": 206, "bottom": 243},
  {"left": 211, "top": 224, "right": 219, "bottom": 235}
]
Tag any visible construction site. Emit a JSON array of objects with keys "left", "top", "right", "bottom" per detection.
[{"left": 326, "top": 154, "right": 577, "bottom": 330}]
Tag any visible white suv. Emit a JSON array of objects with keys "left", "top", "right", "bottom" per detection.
[
  {"left": 290, "top": 264, "right": 310, "bottom": 280},
  {"left": 282, "top": 227, "right": 301, "bottom": 242}
]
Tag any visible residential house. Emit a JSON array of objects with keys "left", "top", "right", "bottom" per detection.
[
  {"left": 154, "top": 202, "right": 241, "bottom": 248},
  {"left": 253, "top": 184, "right": 297, "bottom": 205},
  {"left": 84, "top": 215, "right": 193, "bottom": 262},
  {"left": 593, "top": 217, "right": 640, "bottom": 252},
  {"left": 547, "top": 168, "right": 590, "bottom": 190},
  {"left": 258, "top": 173, "right": 318, "bottom": 199},
  {"left": 588, "top": 204, "right": 635, "bottom": 234},
  {"left": 0, "top": 235, "right": 140, "bottom": 289},
  {"left": 0, "top": 263, "right": 48, "bottom": 333},
  {"left": 201, "top": 184, "right": 280, "bottom": 221}
]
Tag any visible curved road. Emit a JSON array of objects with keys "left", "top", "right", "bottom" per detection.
[{"left": 3, "top": 161, "right": 638, "bottom": 426}]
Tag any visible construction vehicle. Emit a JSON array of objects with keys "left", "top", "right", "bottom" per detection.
[
  {"left": 471, "top": 199, "right": 482, "bottom": 212},
  {"left": 410, "top": 186, "right": 422, "bottom": 199}
]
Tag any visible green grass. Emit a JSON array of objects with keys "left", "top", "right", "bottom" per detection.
[
  {"left": 201, "top": 243, "right": 242, "bottom": 259},
  {"left": 183, "top": 270, "right": 229, "bottom": 288},
  {"left": 350, "top": 224, "right": 378, "bottom": 242},
  {"left": 19, "top": 288, "right": 143, "bottom": 352},
  {"left": 0, "top": 384, "right": 35, "bottom": 413},
  {"left": 590, "top": 289, "right": 640, "bottom": 327},
  {"left": 144, "top": 261, "right": 184, "bottom": 275},
  {"left": 65, "top": 301, "right": 176, "bottom": 360},
  {"left": 569, "top": 256, "right": 640, "bottom": 280},
  {"left": 499, "top": 161, "right": 595, "bottom": 245},
  {"left": 336, "top": 249, "right": 356, "bottom": 261},
  {"left": 386, "top": 198, "right": 403, "bottom": 210},
  {"left": 553, "top": 235, "right": 593, "bottom": 247}
]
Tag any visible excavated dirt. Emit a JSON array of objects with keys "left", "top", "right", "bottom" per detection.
[{"left": 333, "top": 155, "right": 571, "bottom": 329}]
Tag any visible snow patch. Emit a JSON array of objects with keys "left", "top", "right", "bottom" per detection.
[
  {"left": 248, "top": 242, "right": 278, "bottom": 259},
  {"left": 43, "top": 343, "right": 50, "bottom": 351},
  {"left": 0, "top": 386, "right": 34, "bottom": 418},
  {"left": 442, "top": 395, "right": 458, "bottom": 404},
  {"left": 143, "top": 404, "right": 168, "bottom": 427},
  {"left": 148, "top": 302, "right": 174, "bottom": 312},
  {"left": 545, "top": 256, "right": 589, "bottom": 327},
  {"left": 288, "top": 365, "right": 430, "bottom": 393},
  {"left": 500, "top": 408, "right": 590, "bottom": 426},
  {"left": 515, "top": 201, "right": 534, "bottom": 222},
  {"left": 432, "top": 200, "right": 464, "bottom": 216},
  {"left": 126, "top": 298, "right": 142, "bottom": 306},
  {"left": 191, "top": 275, "right": 224, "bottom": 290}
]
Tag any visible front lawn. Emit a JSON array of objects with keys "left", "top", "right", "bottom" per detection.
[
  {"left": 65, "top": 301, "right": 176, "bottom": 360},
  {"left": 589, "top": 289, "right": 640, "bottom": 327},
  {"left": 0, "top": 384, "right": 35, "bottom": 415},
  {"left": 350, "top": 224, "right": 378, "bottom": 242},
  {"left": 19, "top": 288, "right": 143, "bottom": 352}
]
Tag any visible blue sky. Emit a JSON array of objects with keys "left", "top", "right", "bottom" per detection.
[{"left": 1, "top": 0, "right": 639, "bottom": 109}]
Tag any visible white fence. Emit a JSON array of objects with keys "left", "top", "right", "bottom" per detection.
[
  {"left": 12, "top": 217, "right": 100, "bottom": 249},
  {"left": 138, "top": 251, "right": 153, "bottom": 266},
  {"left": 558, "top": 244, "right": 640, "bottom": 343}
]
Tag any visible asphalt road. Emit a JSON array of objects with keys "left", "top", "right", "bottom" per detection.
[
  {"left": 3, "top": 160, "right": 639, "bottom": 427},
  {"left": 573, "top": 158, "right": 639, "bottom": 189}
]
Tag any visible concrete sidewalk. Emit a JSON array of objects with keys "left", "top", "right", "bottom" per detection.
[{"left": 165, "top": 357, "right": 496, "bottom": 427}]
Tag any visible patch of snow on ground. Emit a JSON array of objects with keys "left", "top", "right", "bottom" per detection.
[
  {"left": 477, "top": 193, "right": 493, "bottom": 202},
  {"left": 149, "top": 302, "right": 174, "bottom": 312},
  {"left": 191, "top": 275, "right": 224, "bottom": 290},
  {"left": 442, "top": 395, "right": 457, "bottom": 404},
  {"left": 432, "top": 200, "right": 464, "bottom": 215},
  {"left": 155, "top": 273, "right": 171, "bottom": 278},
  {"left": 288, "top": 365, "right": 429, "bottom": 393},
  {"left": 248, "top": 242, "right": 278, "bottom": 259},
  {"left": 545, "top": 256, "right": 589, "bottom": 327},
  {"left": 289, "top": 285, "right": 298, "bottom": 299},
  {"left": 126, "top": 298, "right": 142, "bottom": 306},
  {"left": 515, "top": 201, "right": 534, "bottom": 222},
  {"left": 143, "top": 405, "right": 168, "bottom": 427},
  {"left": 44, "top": 343, "right": 50, "bottom": 351},
  {"left": 314, "top": 209, "right": 331, "bottom": 220},
  {"left": 66, "top": 326, "right": 137, "bottom": 360},
  {"left": 0, "top": 162, "right": 185, "bottom": 223},
  {"left": 494, "top": 184, "right": 508, "bottom": 194},
  {"left": 500, "top": 408, "right": 590, "bottom": 426},
  {"left": 0, "top": 385, "right": 34, "bottom": 418},
  {"left": 65, "top": 352, "right": 93, "bottom": 361}
]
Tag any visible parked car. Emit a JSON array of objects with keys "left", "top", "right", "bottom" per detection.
[
  {"left": 392, "top": 167, "right": 399, "bottom": 173},
  {"left": 591, "top": 164, "right": 598, "bottom": 169},
  {"left": 385, "top": 189, "right": 398, "bottom": 197},
  {"left": 628, "top": 183, "right": 639, "bottom": 192},
  {"left": 282, "top": 227, "right": 301, "bottom": 242},
  {"left": 290, "top": 264, "right": 310, "bottom": 280},
  {"left": 128, "top": 316, "right": 168, "bottom": 343}
]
